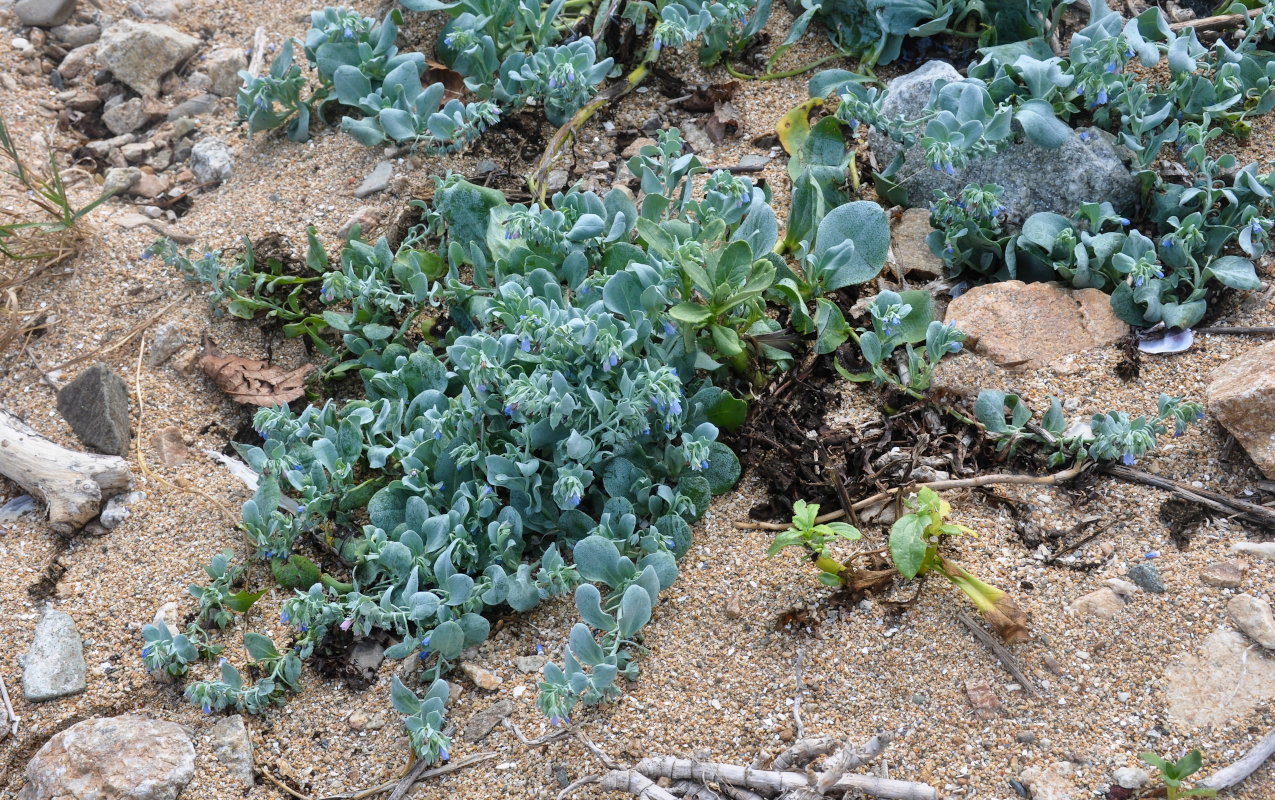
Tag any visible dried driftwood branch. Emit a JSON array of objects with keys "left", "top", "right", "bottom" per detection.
[
  {"left": 632, "top": 756, "right": 937, "bottom": 800},
  {"left": 0, "top": 409, "right": 133, "bottom": 533},
  {"left": 602, "top": 770, "right": 679, "bottom": 800},
  {"left": 670, "top": 780, "right": 724, "bottom": 800},
  {"left": 1200, "top": 728, "right": 1275, "bottom": 791},
  {"left": 772, "top": 737, "right": 843, "bottom": 771}
]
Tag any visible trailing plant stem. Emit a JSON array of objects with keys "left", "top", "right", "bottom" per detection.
[{"left": 726, "top": 53, "right": 847, "bottom": 82}]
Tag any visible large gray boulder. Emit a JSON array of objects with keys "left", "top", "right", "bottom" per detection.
[
  {"left": 96, "top": 21, "right": 199, "bottom": 97},
  {"left": 56, "top": 363, "right": 131, "bottom": 456},
  {"left": 867, "top": 61, "right": 1138, "bottom": 225},
  {"left": 18, "top": 715, "right": 195, "bottom": 800}
]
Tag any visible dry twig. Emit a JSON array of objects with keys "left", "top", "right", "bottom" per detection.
[
  {"left": 317, "top": 753, "right": 497, "bottom": 800},
  {"left": 1200, "top": 727, "right": 1275, "bottom": 790},
  {"left": 0, "top": 671, "right": 19, "bottom": 740},
  {"left": 955, "top": 613, "right": 1037, "bottom": 696}
]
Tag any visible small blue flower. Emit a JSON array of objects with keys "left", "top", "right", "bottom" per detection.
[
  {"left": 1096, "top": 87, "right": 1108, "bottom": 105},
  {"left": 521, "top": 336, "right": 531, "bottom": 353},
  {"left": 1122, "top": 452, "right": 1135, "bottom": 465},
  {"left": 568, "top": 493, "right": 581, "bottom": 507},
  {"left": 669, "top": 399, "right": 682, "bottom": 416},
  {"left": 435, "top": 430, "right": 442, "bottom": 440},
  {"left": 932, "top": 162, "right": 941, "bottom": 171},
  {"left": 297, "top": 504, "right": 306, "bottom": 515},
  {"left": 504, "top": 405, "right": 514, "bottom": 417},
  {"left": 536, "top": 643, "right": 545, "bottom": 655},
  {"left": 299, "top": 624, "right": 308, "bottom": 633},
  {"left": 343, "top": 25, "right": 354, "bottom": 39},
  {"left": 1125, "top": 48, "right": 1135, "bottom": 59},
  {"left": 1162, "top": 237, "right": 1174, "bottom": 249},
  {"left": 281, "top": 611, "right": 290, "bottom": 624},
  {"left": 663, "top": 321, "right": 676, "bottom": 336},
  {"left": 1105, "top": 62, "right": 1117, "bottom": 74},
  {"left": 946, "top": 341, "right": 961, "bottom": 353},
  {"left": 202, "top": 702, "right": 212, "bottom": 715},
  {"left": 1118, "top": 217, "right": 1129, "bottom": 226},
  {"left": 1253, "top": 222, "right": 1263, "bottom": 235},
  {"left": 142, "top": 646, "right": 152, "bottom": 658},
  {"left": 1134, "top": 277, "right": 1144, "bottom": 287},
  {"left": 642, "top": 427, "right": 650, "bottom": 435},
  {"left": 439, "top": 747, "right": 450, "bottom": 761},
  {"left": 549, "top": 76, "right": 558, "bottom": 89},
  {"left": 1080, "top": 131, "right": 1090, "bottom": 142},
  {"left": 700, "top": 459, "right": 709, "bottom": 470},
  {"left": 944, "top": 162, "right": 955, "bottom": 176},
  {"left": 1155, "top": 269, "right": 1164, "bottom": 278},
  {"left": 609, "top": 354, "right": 618, "bottom": 367}
]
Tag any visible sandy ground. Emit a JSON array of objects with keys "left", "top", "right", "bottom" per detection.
[{"left": 1, "top": 1, "right": 1275, "bottom": 799}]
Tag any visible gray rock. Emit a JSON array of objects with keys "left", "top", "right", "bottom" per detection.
[
  {"left": 462, "top": 699, "right": 513, "bottom": 742},
  {"left": 102, "top": 98, "right": 153, "bottom": 136},
  {"left": 51, "top": 23, "right": 100, "bottom": 48},
  {"left": 204, "top": 47, "right": 247, "bottom": 97},
  {"left": 57, "top": 43, "right": 95, "bottom": 80},
  {"left": 146, "top": 321, "right": 186, "bottom": 366},
  {"left": 166, "top": 93, "right": 218, "bottom": 120},
  {"left": 185, "top": 70, "right": 211, "bottom": 92},
  {"left": 56, "top": 363, "right": 131, "bottom": 456},
  {"left": 137, "top": 0, "right": 176, "bottom": 19},
  {"left": 1113, "top": 767, "right": 1149, "bottom": 790},
  {"left": 189, "top": 137, "right": 233, "bottom": 184},
  {"left": 210, "top": 715, "right": 253, "bottom": 784},
  {"left": 99, "top": 490, "right": 144, "bottom": 529},
  {"left": 868, "top": 60, "right": 1138, "bottom": 225},
  {"left": 1126, "top": 562, "right": 1166, "bottom": 594},
  {"left": 18, "top": 715, "right": 195, "bottom": 800},
  {"left": 1068, "top": 587, "right": 1126, "bottom": 620},
  {"left": 96, "top": 21, "right": 199, "bottom": 97},
  {"left": 15, "top": 0, "right": 77, "bottom": 27},
  {"left": 354, "top": 160, "right": 393, "bottom": 198},
  {"left": 103, "top": 166, "right": 142, "bottom": 196},
  {"left": 515, "top": 654, "right": 550, "bottom": 674},
  {"left": 22, "top": 609, "right": 86, "bottom": 702},
  {"left": 544, "top": 169, "right": 569, "bottom": 193},
  {"left": 349, "top": 640, "right": 384, "bottom": 682},
  {"left": 1228, "top": 594, "right": 1275, "bottom": 649},
  {"left": 120, "top": 142, "right": 154, "bottom": 162},
  {"left": 170, "top": 116, "right": 198, "bottom": 138},
  {"left": 0, "top": 494, "right": 37, "bottom": 523},
  {"left": 738, "top": 154, "right": 770, "bottom": 169}
]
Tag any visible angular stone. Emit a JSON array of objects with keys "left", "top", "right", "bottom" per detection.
[
  {"left": 51, "top": 23, "right": 100, "bottom": 48},
  {"left": 459, "top": 662, "right": 502, "bottom": 690},
  {"left": 944, "top": 280, "right": 1127, "bottom": 370},
  {"left": 97, "top": 21, "right": 199, "bottom": 97},
  {"left": 868, "top": 60, "right": 1137, "bottom": 226},
  {"left": 189, "top": 137, "right": 233, "bottom": 185},
  {"left": 16, "top": 0, "right": 77, "bottom": 28},
  {"left": 892, "top": 208, "right": 945, "bottom": 278},
  {"left": 102, "top": 166, "right": 141, "bottom": 196},
  {"left": 18, "top": 715, "right": 195, "bottom": 800},
  {"left": 22, "top": 609, "right": 86, "bottom": 701},
  {"left": 210, "top": 715, "right": 253, "bottom": 785},
  {"left": 462, "top": 699, "right": 513, "bottom": 742},
  {"left": 354, "top": 160, "right": 393, "bottom": 198},
  {"left": 56, "top": 363, "right": 131, "bottom": 456},
  {"left": 1201, "top": 559, "right": 1245, "bottom": 588},
  {"left": 1167, "top": 629, "right": 1275, "bottom": 727},
  {"left": 120, "top": 142, "right": 154, "bottom": 162},
  {"left": 57, "top": 43, "right": 95, "bottom": 80},
  {"left": 964, "top": 680, "right": 1002, "bottom": 720},
  {"left": 146, "top": 320, "right": 186, "bottom": 365},
  {"left": 99, "top": 490, "right": 144, "bottom": 529},
  {"left": 1228, "top": 594, "right": 1275, "bottom": 649},
  {"left": 150, "top": 427, "right": 187, "bottom": 467},
  {"left": 1113, "top": 767, "right": 1150, "bottom": 789},
  {"left": 1068, "top": 587, "right": 1125, "bottom": 620},
  {"left": 1207, "top": 341, "right": 1275, "bottom": 479},
  {"left": 515, "top": 654, "right": 549, "bottom": 674},
  {"left": 1126, "top": 562, "right": 1166, "bottom": 594},
  {"left": 204, "top": 47, "right": 247, "bottom": 97},
  {"left": 335, "top": 206, "right": 381, "bottom": 239},
  {"left": 129, "top": 172, "right": 170, "bottom": 200},
  {"left": 101, "top": 96, "right": 166, "bottom": 136},
  {"left": 166, "top": 93, "right": 217, "bottom": 119},
  {"left": 1019, "top": 762, "right": 1079, "bottom": 800}
]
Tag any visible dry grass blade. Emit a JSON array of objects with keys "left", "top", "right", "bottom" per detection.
[{"left": 0, "top": 115, "right": 110, "bottom": 357}]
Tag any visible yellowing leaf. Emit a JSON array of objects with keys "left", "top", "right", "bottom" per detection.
[{"left": 776, "top": 98, "right": 824, "bottom": 157}]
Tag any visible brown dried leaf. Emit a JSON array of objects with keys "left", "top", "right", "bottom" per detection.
[
  {"left": 198, "top": 334, "right": 315, "bottom": 406},
  {"left": 425, "top": 61, "right": 465, "bottom": 105},
  {"left": 986, "top": 595, "right": 1031, "bottom": 645},
  {"left": 705, "top": 101, "right": 743, "bottom": 145},
  {"left": 774, "top": 606, "right": 818, "bottom": 632},
  {"left": 682, "top": 81, "right": 738, "bottom": 112}
]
